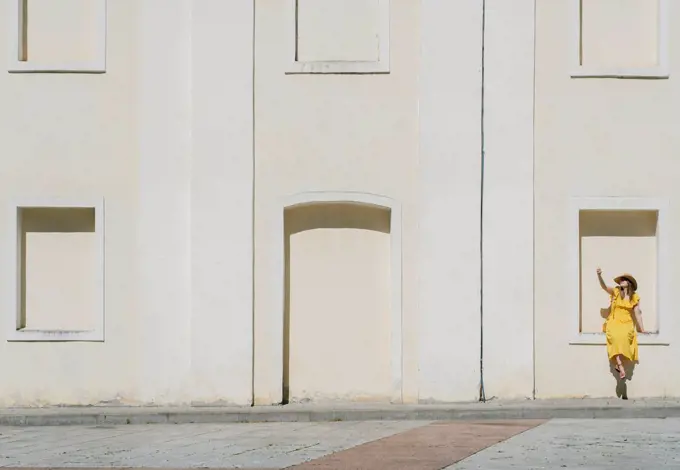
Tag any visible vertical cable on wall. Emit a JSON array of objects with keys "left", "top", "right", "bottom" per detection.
[
  {"left": 478, "top": 0, "right": 487, "bottom": 404},
  {"left": 531, "top": 0, "right": 537, "bottom": 401},
  {"left": 250, "top": 0, "right": 257, "bottom": 407}
]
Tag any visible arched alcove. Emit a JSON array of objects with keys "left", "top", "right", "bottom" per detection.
[{"left": 269, "top": 191, "right": 403, "bottom": 404}]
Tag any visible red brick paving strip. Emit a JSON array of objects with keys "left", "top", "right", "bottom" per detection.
[{"left": 287, "top": 420, "right": 546, "bottom": 470}]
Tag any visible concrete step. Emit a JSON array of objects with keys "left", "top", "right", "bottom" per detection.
[{"left": 2, "top": 398, "right": 680, "bottom": 426}]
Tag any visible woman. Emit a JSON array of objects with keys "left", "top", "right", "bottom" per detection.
[{"left": 596, "top": 268, "right": 645, "bottom": 379}]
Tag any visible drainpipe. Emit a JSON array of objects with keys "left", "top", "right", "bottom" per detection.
[{"left": 478, "top": 0, "right": 487, "bottom": 404}]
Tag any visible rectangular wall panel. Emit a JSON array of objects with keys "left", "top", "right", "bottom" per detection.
[
  {"left": 286, "top": 0, "right": 389, "bottom": 73},
  {"left": 8, "top": 0, "right": 107, "bottom": 72},
  {"left": 571, "top": 0, "right": 669, "bottom": 78}
]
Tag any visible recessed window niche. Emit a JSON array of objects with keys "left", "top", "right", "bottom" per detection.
[
  {"left": 285, "top": 0, "right": 390, "bottom": 74},
  {"left": 283, "top": 202, "right": 392, "bottom": 403},
  {"left": 261, "top": 192, "right": 403, "bottom": 405},
  {"left": 6, "top": 200, "right": 105, "bottom": 341},
  {"left": 569, "top": 197, "right": 670, "bottom": 346},
  {"left": 579, "top": 210, "right": 658, "bottom": 334},
  {"left": 571, "top": 0, "right": 669, "bottom": 78},
  {"left": 8, "top": 0, "right": 107, "bottom": 73}
]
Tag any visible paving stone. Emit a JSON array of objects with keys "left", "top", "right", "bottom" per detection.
[
  {"left": 448, "top": 418, "right": 680, "bottom": 469},
  {"left": 0, "top": 421, "right": 426, "bottom": 468},
  {"left": 3, "top": 418, "right": 680, "bottom": 469}
]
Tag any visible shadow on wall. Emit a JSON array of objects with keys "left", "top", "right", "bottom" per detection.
[
  {"left": 610, "top": 359, "right": 637, "bottom": 400},
  {"left": 282, "top": 202, "right": 391, "bottom": 404}
]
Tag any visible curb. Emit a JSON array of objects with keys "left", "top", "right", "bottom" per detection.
[{"left": 2, "top": 400, "right": 680, "bottom": 426}]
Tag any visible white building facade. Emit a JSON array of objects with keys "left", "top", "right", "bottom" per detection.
[{"left": 0, "top": 0, "right": 678, "bottom": 407}]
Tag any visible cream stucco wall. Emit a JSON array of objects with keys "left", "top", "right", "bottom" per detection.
[
  {"left": 417, "top": 0, "right": 484, "bottom": 404},
  {"left": 0, "top": 0, "right": 139, "bottom": 405},
  {"left": 2, "top": 0, "right": 678, "bottom": 407},
  {"left": 188, "top": 0, "right": 254, "bottom": 406},
  {"left": 24, "top": 0, "right": 100, "bottom": 65},
  {"left": 580, "top": 0, "right": 658, "bottom": 69},
  {"left": 252, "top": 0, "right": 420, "bottom": 405},
  {"left": 480, "top": 0, "right": 536, "bottom": 400},
  {"left": 0, "top": 0, "right": 255, "bottom": 407},
  {"left": 296, "top": 0, "right": 380, "bottom": 62},
  {"left": 534, "top": 0, "right": 680, "bottom": 398}
]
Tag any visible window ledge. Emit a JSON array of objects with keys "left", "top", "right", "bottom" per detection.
[
  {"left": 8, "top": 61, "right": 106, "bottom": 74},
  {"left": 285, "top": 60, "right": 390, "bottom": 75},
  {"left": 570, "top": 333, "right": 669, "bottom": 346},
  {"left": 7, "top": 329, "right": 103, "bottom": 342},
  {"left": 570, "top": 66, "right": 669, "bottom": 79}
]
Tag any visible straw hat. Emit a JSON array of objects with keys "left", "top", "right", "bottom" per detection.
[{"left": 614, "top": 273, "right": 638, "bottom": 291}]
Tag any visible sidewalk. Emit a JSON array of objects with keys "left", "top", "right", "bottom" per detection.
[
  {"left": 3, "top": 418, "right": 680, "bottom": 468},
  {"left": 2, "top": 397, "right": 680, "bottom": 426}
]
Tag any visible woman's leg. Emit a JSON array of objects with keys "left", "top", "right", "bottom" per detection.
[{"left": 615, "top": 355, "right": 625, "bottom": 379}]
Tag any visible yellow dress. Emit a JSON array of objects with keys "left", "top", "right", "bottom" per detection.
[{"left": 604, "top": 287, "right": 639, "bottom": 361}]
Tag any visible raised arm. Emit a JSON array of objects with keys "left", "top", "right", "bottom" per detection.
[{"left": 596, "top": 268, "right": 614, "bottom": 295}]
